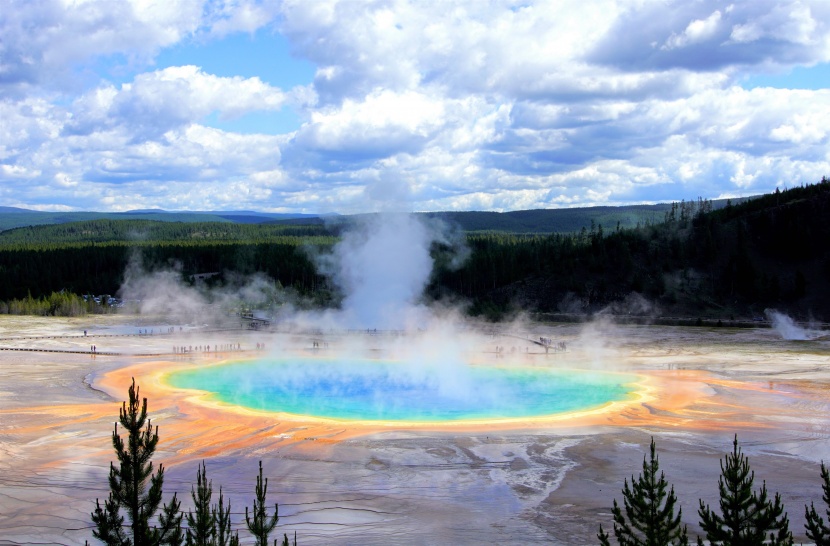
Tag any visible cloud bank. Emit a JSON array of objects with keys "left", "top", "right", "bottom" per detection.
[{"left": 2, "top": 0, "right": 829, "bottom": 213}]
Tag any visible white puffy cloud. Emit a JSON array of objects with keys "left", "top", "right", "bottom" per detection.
[
  {"left": 0, "top": 0, "right": 281, "bottom": 96},
  {"left": 1, "top": 0, "right": 200, "bottom": 94},
  {"left": 728, "top": 2, "right": 820, "bottom": 46},
  {"left": 0, "top": 92, "right": 293, "bottom": 210},
  {"left": 293, "top": 89, "right": 445, "bottom": 159},
  {"left": 204, "top": 0, "right": 282, "bottom": 37},
  {"left": 65, "top": 66, "right": 287, "bottom": 139},
  {"left": 2, "top": 0, "right": 830, "bottom": 213},
  {"left": 662, "top": 10, "right": 722, "bottom": 50},
  {"left": 279, "top": 0, "right": 631, "bottom": 103},
  {"left": 589, "top": 0, "right": 830, "bottom": 71}
]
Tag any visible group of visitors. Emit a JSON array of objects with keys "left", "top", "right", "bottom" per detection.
[
  {"left": 173, "top": 343, "right": 243, "bottom": 354},
  {"left": 139, "top": 327, "right": 177, "bottom": 335},
  {"left": 539, "top": 337, "right": 567, "bottom": 351}
]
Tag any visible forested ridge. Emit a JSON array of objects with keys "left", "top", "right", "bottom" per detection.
[
  {"left": 0, "top": 219, "right": 334, "bottom": 247},
  {"left": 0, "top": 242, "right": 328, "bottom": 303},
  {"left": 424, "top": 204, "right": 674, "bottom": 233},
  {"left": 0, "top": 201, "right": 719, "bottom": 234},
  {"left": 0, "top": 221, "right": 334, "bottom": 306},
  {"left": 433, "top": 178, "right": 830, "bottom": 320},
  {"left": 1, "top": 179, "right": 827, "bottom": 320},
  {"left": 0, "top": 209, "right": 321, "bottom": 231}
]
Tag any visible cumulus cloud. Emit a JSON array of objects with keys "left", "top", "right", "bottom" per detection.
[
  {"left": 292, "top": 89, "right": 445, "bottom": 160},
  {"left": 728, "top": 2, "right": 820, "bottom": 46},
  {"left": 662, "top": 10, "right": 723, "bottom": 51},
  {"left": 0, "top": 0, "right": 285, "bottom": 96},
  {"left": 589, "top": 0, "right": 830, "bottom": 71},
  {"left": 279, "top": 0, "right": 627, "bottom": 102},
  {"left": 2, "top": 0, "right": 830, "bottom": 212},
  {"left": 64, "top": 66, "right": 287, "bottom": 140},
  {"left": 1, "top": 0, "right": 199, "bottom": 95}
]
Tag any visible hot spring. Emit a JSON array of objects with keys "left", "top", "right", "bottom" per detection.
[{"left": 166, "top": 356, "right": 641, "bottom": 423}]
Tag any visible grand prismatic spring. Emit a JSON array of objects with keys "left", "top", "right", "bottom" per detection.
[
  {"left": 166, "top": 357, "right": 640, "bottom": 423},
  {"left": 1, "top": 314, "right": 829, "bottom": 545}
]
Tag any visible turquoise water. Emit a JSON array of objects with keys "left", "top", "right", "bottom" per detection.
[{"left": 167, "top": 358, "right": 639, "bottom": 422}]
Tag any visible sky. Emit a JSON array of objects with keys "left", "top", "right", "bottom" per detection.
[{"left": 1, "top": 0, "right": 829, "bottom": 214}]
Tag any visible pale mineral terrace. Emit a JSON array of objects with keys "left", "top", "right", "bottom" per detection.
[{"left": 0, "top": 315, "right": 827, "bottom": 545}]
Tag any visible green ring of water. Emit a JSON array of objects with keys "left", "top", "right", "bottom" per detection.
[{"left": 167, "top": 357, "right": 640, "bottom": 422}]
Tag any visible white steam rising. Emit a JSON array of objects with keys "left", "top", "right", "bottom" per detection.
[
  {"left": 116, "top": 212, "right": 469, "bottom": 334},
  {"left": 597, "top": 292, "right": 660, "bottom": 318},
  {"left": 118, "top": 252, "right": 285, "bottom": 325},
  {"left": 317, "top": 213, "right": 466, "bottom": 330},
  {"left": 764, "top": 309, "right": 824, "bottom": 341}
]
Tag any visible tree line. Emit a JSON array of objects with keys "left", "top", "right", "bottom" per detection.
[
  {"left": 1, "top": 178, "right": 828, "bottom": 320},
  {"left": 0, "top": 219, "right": 333, "bottom": 248},
  {"left": 0, "top": 241, "right": 328, "bottom": 304},
  {"left": 0, "top": 291, "right": 107, "bottom": 316},
  {"left": 430, "top": 178, "right": 830, "bottom": 320}
]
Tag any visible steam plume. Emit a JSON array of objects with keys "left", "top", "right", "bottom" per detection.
[
  {"left": 764, "top": 309, "right": 823, "bottom": 340},
  {"left": 317, "top": 213, "right": 466, "bottom": 330}
]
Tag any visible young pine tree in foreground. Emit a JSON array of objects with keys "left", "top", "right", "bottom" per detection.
[
  {"left": 90, "top": 378, "right": 183, "bottom": 546},
  {"left": 805, "top": 462, "right": 830, "bottom": 546},
  {"left": 245, "top": 460, "right": 278, "bottom": 546},
  {"left": 185, "top": 462, "right": 213, "bottom": 546},
  {"left": 598, "top": 438, "right": 688, "bottom": 546},
  {"left": 185, "top": 461, "right": 239, "bottom": 546},
  {"left": 697, "top": 435, "right": 792, "bottom": 546},
  {"left": 213, "top": 485, "right": 240, "bottom": 546},
  {"left": 243, "top": 461, "right": 296, "bottom": 546},
  {"left": 89, "top": 381, "right": 295, "bottom": 545}
]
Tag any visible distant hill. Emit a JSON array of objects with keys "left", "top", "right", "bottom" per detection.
[
  {"left": 215, "top": 212, "right": 324, "bottom": 224},
  {"left": 262, "top": 200, "right": 744, "bottom": 234},
  {"left": 0, "top": 198, "right": 750, "bottom": 234},
  {"left": 0, "top": 219, "right": 333, "bottom": 247},
  {"left": 423, "top": 205, "right": 669, "bottom": 234},
  {"left": 0, "top": 210, "right": 228, "bottom": 231},
  {"left": 0, "top": 209, "right": 324, "bottom": 231},
  {"left": 425, "top": 198, "right": 747, "bottom": 234}
]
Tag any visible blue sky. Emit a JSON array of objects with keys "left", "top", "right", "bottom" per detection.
[
  {"left": 741, "top": 62, "right": 830, "bottom": 90},
  {"left": 155, "top": 30, "right": 313, "bottom": 134},
  {"left": 1, "top": 0, "right": 829, "bottom": 213}
]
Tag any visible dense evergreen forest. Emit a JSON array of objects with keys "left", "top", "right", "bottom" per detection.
[
  {"left": 1, "top": 179, "right": 827, "bottom": 320},
  {"left": 424, "top": 204, "right": 674, "bottom": 233},
  {"left": 434, "top": 179, "right": 830, "bottom": 321},
  {"left": 0, "top": 221, "right": 335, "bottom": 313}
]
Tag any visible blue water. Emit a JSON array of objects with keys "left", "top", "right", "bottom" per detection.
[{"left": 167, "top": 357, "right": 639, "bottom": 422}]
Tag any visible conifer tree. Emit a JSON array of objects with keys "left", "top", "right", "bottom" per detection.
[
  {"left": 185, "top": 462, "right": 215, "bottom": 546},
  {"left": 214, "top": 486, "right": 239, "bottom": 546},
  {"left": 245, "top": 461, "right": 280, "bottom": 546},
  {"left": 598, "top": 438, "right": 688, "bottom": 546},
  {"left": 697, "top": 435, "right": 792, "bottom": 546},
  {"left": 184, "top": 462, "right": 239, "bottom": 546},
  {"left": 805, "top": 462, "right": 830, "bottom": 546},
  {"left": 90, "top": 378, "right": 183, "bottom": 546}
]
